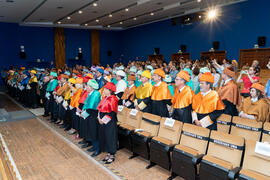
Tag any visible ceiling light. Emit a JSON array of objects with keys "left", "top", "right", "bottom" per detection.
[
  {"left": 107, "top": 25, "right": 111, "bottom": 28},
  {"left": 120, "top": 22, "right": 123, "bottom": 24},
  {"left": 207, "top": 8, "right": 218, "bottom": 20},
  {"left": 109, "top": 14, "right": 112, "bottom": 17},
  {"left": 133, "top": 17, "right": 137, "bottom": 20},
  {"left": 57, "top": 21, "right": 61, "bottom": 24},
  {"left": 197, "top": 0, "right": 201, "bottom": 2},
  {"left": 85, "top": 24, "right": 88, "bottom": 26},
  {"left": 93, "top": 3, "right": 97, "bottom": 7},
  {"left": 96, "top": 19, "right": 99, "bottom": 22},
  {"left": 125, "top": 8, "right": 129, "bottom": 12},
  {"left": 78, "top": 10, "right": 83, "bottom": 14},
  {"left": 199, "top": 15, "right": 202, "bottom": 18},
  {"left": 67, "top": 16, "right": 71, "bottom": 20},
  {"left": 150, "top": 12, "right": 154, "bottom": 16}
]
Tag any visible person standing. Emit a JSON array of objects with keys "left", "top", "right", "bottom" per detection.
[
  {"left": 171, "top": 71, "right": 194, "bottom": 123},
  {"left": 218, "top": 67, "right": 241, "bottom": 116},
  {"left": 97, "top": 82, "right": 118, "bottom": 164},
  {"left": 192, "top": 72, "right": 224, "bottom": 130},
  {"left": 151, "top": 68, "right": 172, "bottom": 117}
]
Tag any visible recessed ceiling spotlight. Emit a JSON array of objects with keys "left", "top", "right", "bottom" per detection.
[
  {"left": 197, "top": 0, "right": 201, "bottom": 2},
  {"left": 120, "top": 22, "right": 123, "bottom": 24},
  {"left": 78, "top": 10, "right": 83, "bottom": 14},
  {"left": 85, "top": 23, "right": 88, "bottom": 26},
  {"left": 199, "top": 15, "right": 202, "bottom": 18},
  {"left": 133, "top": 17, "right": 137, "bottom": 20},
  {"left": 67, "top": 16, "right": 71, "bottom": 20},
  {"left": 107, "top": 25, "right": 111, "bottom": 28},
  {"left": 109, "top": 14, "right": 112, "bottom": 17},
  {"left": 57, "top": 21, "right": 61, "bottom": 24},
  {"left": 96, "top": 19, "right": 99, "bottom": 22},
  {"left": 125, "top": 8, "right": 129, "bottom": 12},
  {"left": 93, "top": 2, "right": 97, "bottom": 7},
  {"left": 150, "top": 12, "right": 154, "bottom": 16}
]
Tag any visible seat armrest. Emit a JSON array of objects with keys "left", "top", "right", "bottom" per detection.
[
  {"left": 228, "top": 167, "right": 241, "bottom": 179},
  {"left": 192, "top": 154, "right": 204, "bottom": 165}
]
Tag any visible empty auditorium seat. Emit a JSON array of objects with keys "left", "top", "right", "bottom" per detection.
[
  {"left": 169, "top": 123, "right": 210, "bottom": 180},
  {"left": 262, "top": 122, "right": 270, "bottom": 143},
  {"left": 231, "top": 116, "right": 263, "bottom": 141},
  {"left": 118, "top": 108, "right": 142, "bottom": 151},
  {"left": 148, "top": 118, "right": 182, "bottom": 170},
  {"left": 216, "top": 114, "right": 232, "bottom": 133},
  {"left": 199, "top": 131, "right": 245, "bottom": 180},
  {"left": 131, "top": 113, "right": 161, "bottom": 160},
  {"left": 238, "top": 139, "right": 270, "bottom": 180}
]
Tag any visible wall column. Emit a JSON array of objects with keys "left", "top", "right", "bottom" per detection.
[
  {"left": 91, "top": 30, "right": 99, "bottom": 65},
  {"left": 54, "top": 27, "right": 65, "bottom": 68}
]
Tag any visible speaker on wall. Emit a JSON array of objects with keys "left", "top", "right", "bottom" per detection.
[
  {"left": 171, "top": 18, "right": 178, "bottom": 26},
  {"left": 20, "top": 52, "right": 26, "bottom": 59},
  {"left": 258, "top": 36, "right": 266, "bottom": 46},
  {"left": 154, "top": 48, "right": 160, "bottom": 55},
  {"left": 180, "top": 45, "right": 187, "bottom": 52},
  {"left": 107, "top": 50, "right": 112, "bottom": 56},
  {"left": 213, "top": 41, "right": 220, "bottom": 50},
  {"left": 78, "top": 52, "right": 83, "bottom": 59}
]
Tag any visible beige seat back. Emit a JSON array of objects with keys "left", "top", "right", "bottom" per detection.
[
  {"left": 139, "top": 113, "right": 161, "bottom": 137},
  {"left": 179, "top": 123, "right": 210, "bottom": 155},
  {"left": 262, "top": 122, "right": 270, "bottom": 143},
  {"left": 242, "top": 139, "right": 270, "bottom": 177},
  {"left": 207, "top": 131, "right": 244, "bottom": 168},
  {"left": 217, "top": 114, "right": 232, "bottom": 133},
  {"left": 117, "top": 107, "right": 128, "bottom": 124},
  {"left": 126, "top": 109, "right": 142, "bottom": 128},
  {"left": 231, "top": 116, "right": 263, "bottom": 141},
  {"left": 157, "top": 118, "right": 183, "bottom": 144}
]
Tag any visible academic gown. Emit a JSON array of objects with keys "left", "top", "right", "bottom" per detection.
[
  {"left": 28, "top": 76, "right": 38, "bottom": 107},
  {"left": 121, "top": 85, "right": 136, "bottom": 108},
  {"left": 151, "top": 81, "right": 172, "bottom": 117},
  {"left": 77, "top": 90, "right": 89, "bottom": 138},
  {"left": 192, "top": 90, "right": 225, "bottom": 130},
  {"left": 240, "top": 97, "right": 270, "bottom": 122},
  {"left": 134, "top": 82, "right": 152, "bottom": 113},
  {"left": 70, "top": 88, "right": 83, "bottom": 130},
  {"left": 97, "top": 95, "right": 118, "bottom": 154},
  {"left": 218, "top": 80, "right": 241, "bottom": 116},
  {"left": 82, "top": 90, "right": 101, "bottom": 142},
  {"left": 171, "top": 86, "right": 194, "bottom": 123}
]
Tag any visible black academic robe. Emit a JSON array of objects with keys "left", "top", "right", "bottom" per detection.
[
  {"left": 222, "top": 100, "right": 238, "bottom": 116},
  {"left": 172, "top": 105, "right": 193, "bottom": 123},
  {"left": 85, "top": 109, "right": 99, "bottom": 142}
]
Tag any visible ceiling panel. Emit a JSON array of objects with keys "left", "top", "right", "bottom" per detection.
[
  {"left": 0, "top": 0, "right": 43, "bottom": 22},
  {"left": 26, "top": 0, "right": 91, "bottom": 22},
  {"left": 0, "top": 0, "right": 246, "bottom": 29}
]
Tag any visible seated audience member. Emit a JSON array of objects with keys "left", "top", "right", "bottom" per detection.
[
  {"left": 121, "top": 74, "right": 136, "bottom": 108},
  {"left": 239, "top": 83, "right": 270, "bottom": 122}
]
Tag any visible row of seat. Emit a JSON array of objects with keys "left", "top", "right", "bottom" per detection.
[
  {"left": 117, "top": 107, "right": 270, "bottom": 180},
  {"left": 217, "top": 114, "right": 270, "bottom": 142}
]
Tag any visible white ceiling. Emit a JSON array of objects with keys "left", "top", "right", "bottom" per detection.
[{"left": 0, "top": 0, "right": 246, "bottom": 30}]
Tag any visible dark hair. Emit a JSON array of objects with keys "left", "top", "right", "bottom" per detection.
[
  {"left": 193, "top": 67, "right": 200, "bottom": 76},
  {"left": 256, "top": 89, "right": 264, "bottom": 100},
  {"left": 206, "top": 82, "right": 213, "bottom": 88}
]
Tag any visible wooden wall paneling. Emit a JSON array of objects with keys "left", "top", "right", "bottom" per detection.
[
  {"left": 239, "top": 48, "right": 270, "bottom": 69},
  {"left": 171, "top": 53, "right": 191, "bottom": 62},
  {"left": 54, "top": 28, "right": 65, "bottom": 69},
  {"left": 200, "top": 50, "right": 226, "bottom": 64},
  {"left": 91, "top": 30, "right": 100, "bottom": 65},
  {"left": 148, "top": 54, "right": 164, "bottom": 62}
]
